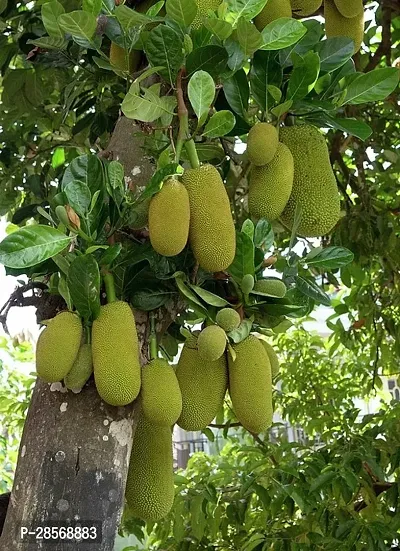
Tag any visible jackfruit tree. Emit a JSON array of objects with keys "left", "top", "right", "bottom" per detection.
[{"left": 0, "top": 0, "right": 398, "bottom": 549}]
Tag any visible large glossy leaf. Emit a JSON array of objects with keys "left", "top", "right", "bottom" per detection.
[
  {"left": 67, "top": 254, "right": 101, "bottom": 320},
  {"left": 186, "top": 46, "right": 228, "bottom": 77},
  {"left": 223, "top": 69, "right": 249, "bottom": 117},
  {"left": 261, "top": 18, "right": 306, "bottom": 51},
  {"left": 42, "top": 0, "right": 65, "bottom": 38},
  {"left": 250, "top": 50, "right": 282, "bottom": 112},
  {"left": 0, "top": 226, "right": 72, "bottom": 269},
  {"left": 166, "top": 0, "right": 197, "bottom": 27},
  {"left": 62, "top": 155, "right": 103, "bottom": 195},
  {"left": 236, "top": 17, "right": 262, "bottom": 57},
  {"left": 58, "top": 10, "right": 97, "bottom": 41},
  {"left": 228, "top": 231, "right": 255, "bottom": 282},
  {"left": 315, "top": 37, "right": 354, "bottom": 74},
  {"left": 204, "top": 18, "right": 233, "bottom": 40},
  {"left": 295, "top": 275, "right": 330, "bottom": 307},
  {"left": 122, "top": 82, "right": 176, "bottom": 122},
  {"left": 64, "top": 181, "right": 91, "bottom": 217},
  {"left": 190, "top": 285, "right": 230, "bottom": 307},
  {"left": 202, "top": 111, "right": 235, "bottom": 138},
  {"left": 83, "top": 0, "right": 102, "bottom": 15},
  {"left": 188, "top": 71, "right": 215, "bottom": 123},
  {"left": 114, "top": 4, "right": 151, "bottom": 29},
  {"left": 226, "top": 0, "right": 268, "bottom": 25},
  {"left": 287, "top": 51, "right": 320, "bottom": 100},
  {"left": 304, "top": 247, "right": 354, "bottom": 270},
  {"left": 145, "top": 25, "right": 184, "bottom": 83},
  {"left": 342, "top": 68, "right": 399, "bottom": 105}
]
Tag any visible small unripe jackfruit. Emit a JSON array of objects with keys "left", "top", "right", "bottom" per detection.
[
  {"left": 241, "top": 274, "right": 255, "bottom": 294},
  {"left": 216, "top": 308, "right": 241, "bottom": 332},
  {"left": 254, "top": 278, "right": 287, "bottom": 298},
  {"left": 254, "top": 0, "right": 292, "bottom": 31},
  {"left": 290, "top": 0, "right": 322, "bottom": 17},
  {"left": 92, "top": 301, "right": 140, "bottom": 406},
  {"left": 126, "top": 415, "right": 174, "bottom": 521},
  {"left": 176, "top": 336, "right": 227, "bottom": 431},
  {"left": 183, "top": 164, "right": 235, "bottom": 273},
  {"left": 333, "top": 0, "right": 363, "bottom": 18},
  {"left": 149, "top": 179, "right": 190, "bottom": 257},
  {"left": 279, "top": 124, "right": 341, "bottom": 237},
  {"left": 36, "top": 312, "right": 82, "bottom": 383},
  {"left": 324, "top": 0, "right": 364, "bottom": 53},
  {"left": 192, "top": 0, "right": 222, "bottom": 29},
  {"left": 141, "top": 358, "right": 182, "bottom": 426},
  {"left": 247, "top": 123, "right": 279, "bottom": 166},
  {"left": 197, "top": 325, "right": 227, "bottom": 361},
  {"left": 260, "top": 340, "right": 280, "bottom": 379},
  {"left": 248, "top": 142, "right": 294, "bottom": 221},
  {"left": 228, "top": 335, "right": 273, "bottom": 433},
  {"left": 109, "top": 42, "right": 139, "bottom": 73},
  {"left": 64, "top": 343, "right": 93, "bottom": 390}
]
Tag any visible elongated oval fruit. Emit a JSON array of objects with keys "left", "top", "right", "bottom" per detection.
[
  {"left": 149, "top": 179, "right": 190, "bottom": 257},
  {"left": 197, "top": 325, "right": 227, "bottom": 361},
  {"left": 254, "top": 0, "right": 292, "bottom": 31},
  {"left": 253, "top": 278, "right": 287, "bottom": 298},
  {"left": 228, "top": 335, "right": 273, "bottom": 434},
  {"left": 324, "top": 0, "right": 364, "bottom": 53},
  {"left": 216, "top": 308, "right": 241, "bottom": 332},
  {"left": 36, "top": 311, "right": 82, "bottom": 383},
  {"left": 333, "top": 0, "right": 363, "bottom": 18},
  {"left": 183, "top": 164, "right": 235, "bottom": 273},
  {"left": 126, "top": 415, "right": 174, "bottom": 521},
  {"left": 247, "top": 123, "right": 279, "bottom": 166},
  {"left": 64, "top": 343, "right": 93, "bottom": 390},
  {"left": 259, "top": 340, "right": 280, "bottom": 379},
  {"left": 176, "top": 336, "right": 228, "bottom": 431},
  {"left": 141, "top": 358, "right": 182, "bottom": 426},
  {"left": 290, "top": 0, "right": 322, "bottom": 17},
  {"left": 241, "top": 274, "right": 255, "bottom": 294},
  {"left": 279, "top": 124, "right": 341, "bottom": 237},
  {"left": 248, "top": 142, "right": 294, "bottom": 221},
  {"left": 92, "top": 301, "right": 140, "bottom": 406}
]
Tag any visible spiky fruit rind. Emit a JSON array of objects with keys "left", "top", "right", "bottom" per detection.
[
  {"left": 149, "top": 179, "right": 190, "bottom": 257},
  {"left": 192, "top": 0, "right": 222, "bottom": 29},
  {"left": 241, "top": 274, "right": 255, "bottom": 294},
  {"left": 216, "top": 309, "right": 241, "bottom": 332},
  {"left": 183, "top": 164, "right": 235, "bottom": 272},
  {"left": 228, "top": 335, "right": 273, "bottom": 433},
  {"left": 92, "top": 301, "right": 140, "bottom": 406},
  {"left": 176, "top": 339, "right": 228, "bottom": 431},
  {"left": 290, "top": 0, "right": 322, "bottom": 16},
  {"left": 254, "top": 278, "right": 287, "bottom": 298},
  {"left": 333, "top": 0, "right": 363, "bottom": 18},
  {"left": 36, "top": 311, "right": 82, "bottom": 383},
  {"left": 279, "top": 125, "right": 341, "bottom": 237},
  {"left": 126, "top": 415, "right": 174, "bottom": 521},
  {"left": 64, "top": 343, "right": 93, "bottom": 390},
  {"left": 197, "top": 325, "right": 227, "bottom": 361},
  {"left": 254, "top": 0, "right": 292, "bottom": 31},
  {"left": 248, "top": 142, "right": 294, "bottom": 221},
  {"left": 260, "top": 340, "right": 280, "bottom": 379},
  {"left": 141, "top": 359, "right": 182, "bottom": 426},
  {"left": 324, "top": 0, "right": 364, "bottom": 52},
  {"left": 247, "top": 123, "right": 279, "bottom": 166}
]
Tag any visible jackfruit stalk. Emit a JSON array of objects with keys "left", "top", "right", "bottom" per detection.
[
  {"left": 324, "top": 0, "right": 364, "bottom": 53},
  {"left": 290, "top": 0, "right": 322, "bottom": 17},
  {"left": 141, "top": 358, "right": 182, "bottom": 426},
  {"left": 64, "top": 343, "right": 93, "bottom": 390},
  {"left": 247, "top": 123, "right": 279, "bottom": 166},
  {"left": 254, "top": 0, "right": 292, "bottom": 31},
  {"left": 197, "top": 325, "right": 227, "bottom": 361},
  {"left": 216, "top": 308, "right": 241, "bottom": 332}
]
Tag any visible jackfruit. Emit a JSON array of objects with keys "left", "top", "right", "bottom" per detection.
[
  {"left": 333, "top": 0, "right": 363, "bottom": 18},
  {"left": 260, "top": 340, "right": 280, "bottom": 379},
  {"left": 197, "top": 325, "right": 227, "bottom": 361},
  {"left": 141, "top": 358, "right": 182, "bottom": 426},
  {"left": 149, "top": 179, "right": 190, "bottom": 257},
  {"left": 324, "top": 0, "right": 364, "bottom": 53},
  {"left": 109, "top": 42, "right": 139, "bottom": 73},
  {"left": 254, "top": 278, "right": 287, "bottom": 298},
  {"left": 254, "top": 0, "right": 292, "bottom": 31},
  {"left": 182, "top": 164, "right": 235, "bottom": 273},
  {"left": 216, "top": 308, "right": 241, "bottom": 332},
  {"left": 130, "top": 198, "right": 150, "bottom": 230},
  {"left": 279, "top": 124, "right": 341, "bottom": 237},
  {"left": 36, "top": 311, "right": 82, "bottom": 383},
  {"left": 176, "top": 336, "right": 227, "bottom": 430},
  {"left": 248, "top": 142, "right": 294, "bottom": 221},
  {"left": 126, "top": 415, "right": 174, "bottom": 521},
  {"left": 290, "top": 0, "right": 322, "bottom": 17},
  {"left": 92, "top": 301, "right": 140, "bottom": 406},
  {"left": 247, "top": 123, "right": 279, "bottom": 166},
  {"left": 192, "top": 0, "right": 222, "bottom": 29},
  {"left": 64, "top": 343, "right": 93, "bottom": 390},
  {"left": 241, "top": 274, "right": 255, "bottom": 294},
  {"left": 228, "top": 335, "right": 273, "bottom": 433}
]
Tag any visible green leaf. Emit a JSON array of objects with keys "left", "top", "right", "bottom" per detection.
[
  {"left": 0, "top": 226, "right": 72, "bottom": 269},
  {"left": 261, "top": 18, "right": 306, "bottom": 51},
  {"left": 42, "top": 0, "right": 65, "bottom": 38},
  {"left": 147, "top": 1, "right": 164, "bottom": 16},
  {"left": 64, "top": 181, "right": 91, "bottom": 217},
  {"left": 131, "top": 288, "right": 173, "bottom": 310},
  {"left": 228, "top": 231, "right": 255, "bottom": 282},
  {"left": 67, "top": 255, "right": 101, "bottom": 321},
  {"left": 174, "top": 273, "right": 209, "bottom": 317},
  {"left": 29, "top": 36, "right": 68, "bottom": 50},
  {"left": 315, "top": 37, "right": 354, "bottom": 73},
  {"left": 342, "top": 68, "right": 400, "bottom": 105},
  {"left": 107, "top": 160, "right": 124, "bottom": 190},
  {"left": 122, "top": 83, "right": 176, "bottom": 122},
  {"left": 58, "top": 274, "right": 73, "bottom": 311},
  {"left": 270, "top": 99, "right": 292, "bottom": 118},
  {"left": 250, "top": 50, "right": 282, "bottom": 112},
  {"left": 236, "top": 17, "right": 262, "bottom": 57},
  {"left": 62, "top": 155, "right": 103, "bottom": 195},
  {"left": 188, "top": 70, "right": 215, "bottom": 123},
  {"left": 228, "top": 318, "right": 252, "bottom": 343},
  {"left": 186, "top": 45, "right": 228, "bottom": 77},
  {"left": 99, "top": 244, "right": 122, "bottom": 267},
  {"left": 311, "top": 115, "right": 372, "bottom": 140},
  {"left": 166, "top": 0, "right": 197, "bottom": 27},
  {"left": 190, "top": 494, "right": 206, "bottom": 541},
  {"left": 310, "top": 471, "right": 336, "bottom": 493},
  {"left": 204, "top": 18, "right": 233, "bottom": 40},
  {"left": 145, "top": 25, "right": 184, "bottom": 83},
  {"left": 223, "top": 69, "right": 249, "bottom": 117},
  {"left": 295, "top": 275, "right": 330, "bottom": 307},
  {"left": 139, "top": 163, "right": 183, "bottom": 201},
  {"left": 226, "top": 0, "right": 268, "bottom": 26},
  {"left": 254, "top": 218, "right": 274, "bottom": 249},
  {"left": 225, "top": 34, "right": 247, "bottom": 72},
  {"left": 114, "top": 4, "right": 151, "bottom": 29},
  {"left": 190, "top": 285, "right": 230, "bottom": 307},
  {"left": 304, "top": 247, "right": 354, "bottom": 269},
  {"left": 287, "top": 51, "right": 320, "bottom": 100},
  {"left": 83, "top": 0, "right": 102, "bottom": 15},
  {"left": 58, "top": 10, "right": 97, "bottom": 41},
  {"left": 0, "top": 0, "right": 7, "bottom": 14},
  {"left": 202, "top": 110, "right": 236, "bottom": 137}
]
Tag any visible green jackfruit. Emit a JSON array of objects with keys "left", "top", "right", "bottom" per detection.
[
  {"left": 92, "top": 301, "right": 140, "bottom": 406},
  {"left": 216, "top": 308, "right": 241, "bottom": 332},
  {"left": 109, "top": 42, "right": 139, "bottom": 73},
  {"left": 247, "top": 123, "right": 279, "bottom": 166},
  {"left": 290, "top": 0, "right": 322, "bottom": 17},
  {"left": 248, "top": 142, "right": 294, "bottom": 221},
  {"left": 333, "top": 0, "right": 363, "bottom": 18},
  {"left": 228, "top": 335, "right": 273, "bottom": 434},
  {"left": 176, "top": 337, "right": 227, "bottom": 431},
  {"left": 259, "top": 340, "right": 279, "bottom": 379},
  {"left": 254, "top": 0, "right": 292, "bottom": 31},
  {"left": 241, "top": 274, "right": 255, "bottom": 294},
  {"left": 64, "top": 343, "right": 93, "bottom": 390},
  {"left": 324, "top": 0, "right": 364, "bottom": 53},
  {"left": 36, "top": 311, "right": 82, "bottom": 383},
  {"left": 254, "top": 278, "right": 287, "bottom": 298},
  {"left": 183, "top": 164, "right": 235, "bottom": 273},
  {"left": 149, "top": 179, "right": 190, "bottom": 257},
  {"left": 192, "top": 0, "right": 222, "bottom": 28},
  {"left": 129, "top": 198, "right": 150, "bottom": 230},
  {"left": 126, "top": 415, "right": 174, "bottom": 521},
  {"left": 279, "top": 125, "right": 341, "bottom": 237},
  {"left": 197, "top": 325, "right": 227, "bottom": 361},
  {"left": 141, "top": 358, "right": 182, "bottom": 426}
]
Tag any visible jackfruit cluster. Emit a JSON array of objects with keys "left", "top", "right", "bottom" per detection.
[
  {"left": 259, "top": 339, "right": 280, "bottom": 380},
  {"left": 36, "top": 312, "right": 82, "bottom": 383},
  {"left": 290, "top": 0, "right": 322, "bottom": 17},
  {"left": 279, "top": 124, "right": 341, "bottom": 237},
  {"left": 324, "top": 0, "right": 364, "bottom": 52},
  {"left": 182, "top": 164, "right": 236, "bottom": 273},
  {"left": 253, "top": 278, "right": 287, "bottom": 298},
  {"left": 254, "top": 0, "right": 292, "bottom": 30},
  {"left": 247, "top": 123, "right": 279, "bottom": 166},
  {"left": 197, "top": 325, "right": 227, "bottom": 361},
  {"left": 149, "top": 179, "right": 190, "bottom": 257},
  {"left": 141, "top": 359, "right": 182, "bottom": 426},
  {"left": 216, "top": 308, "right": 241, "bottom": 332},
  {"left": 92, "top": 301, "right": 141, "bottom": 406},
  {"left": 191, "top": 0, "right": 222, "bottom": 29},
  {"left": 126, "top": 415, "right": 174, "bottom": 521},
  {"left": 64, "top": 343, "right": 93, "bottom": 390}
]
